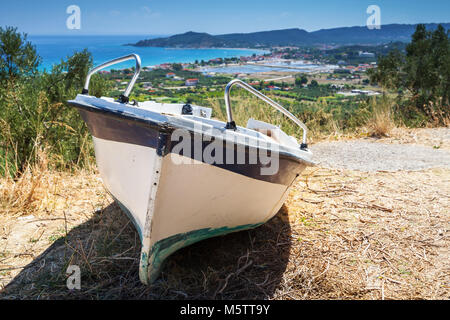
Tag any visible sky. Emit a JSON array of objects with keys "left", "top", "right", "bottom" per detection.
[{"left": 1, "top": 0, "right": 449, "bottom": 36}]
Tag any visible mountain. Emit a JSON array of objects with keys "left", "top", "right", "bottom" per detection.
[
  {"left": 130, "top": 23, "right": 450, "bottom": 48},
  {"left": 309, "top": 24, "right": 445, "bottom": 44},
  {"left": 216, "top": 28, "right": 313, "bottom": 47},
  {"left": 133, "top": 31, "right": 228, "bottom": 48}
]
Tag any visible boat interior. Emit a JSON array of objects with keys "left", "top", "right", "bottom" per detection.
[{"left": 95, "top": 96, "right": 301, "bottom": 150}]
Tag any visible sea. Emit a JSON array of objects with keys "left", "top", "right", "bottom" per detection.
[{"left": 28, "top": 35, "right": 268, "bottom": 72}]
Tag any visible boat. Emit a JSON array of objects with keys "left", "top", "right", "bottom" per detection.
[{"left": 67, "top": 54, "right": 314, "bottom": 284}]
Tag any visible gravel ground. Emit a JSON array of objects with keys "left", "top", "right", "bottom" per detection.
[{"left": 311, "top": 140, "right": 450, "bottom": 172}]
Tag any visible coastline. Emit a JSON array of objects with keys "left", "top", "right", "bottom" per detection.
[
  {"left": 130, "top": 46, "right": 269, "bottom": 52},
  {"left": 30, "top": 34, "right": 267, "bottom": 72}
]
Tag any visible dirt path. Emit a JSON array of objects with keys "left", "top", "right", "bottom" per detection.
[
  {"left": 311, "top": 140, "right": 450, "bottom": 171},
  {"left": 311, "top": 127, "right": 450, "bottom": 172}
]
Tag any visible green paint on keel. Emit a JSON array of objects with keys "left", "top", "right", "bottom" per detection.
[
  {"left": 109, "top": 195, "right": 266, "bottom": 284},
  {"left": 146, "top": 223, "right": 264, "bottom": 283}
]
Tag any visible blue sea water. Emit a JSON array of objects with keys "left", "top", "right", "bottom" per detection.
[{"left": 28, "top": 35, "right": 267, "bottom": 71}]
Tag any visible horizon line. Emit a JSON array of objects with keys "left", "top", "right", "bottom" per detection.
[{"left": 26, "top": 21, "right": 450, "bottom": 37}]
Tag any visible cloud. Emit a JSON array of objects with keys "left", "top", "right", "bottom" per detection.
[
  {"left": 141, "top": 6, "right": 160, "bottom": 18},
  {"left": 109, "top": 10, "right": 121, "bottom": 17},
  {"left": 142, "top": 6, "right": 152, "bottom": 15}
]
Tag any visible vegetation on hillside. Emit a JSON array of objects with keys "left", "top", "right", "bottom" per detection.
[
  {"left": 368, "top": 24, "right": 449, "bottom": 125},
  {"left": 0, "top": 27, "right": 109, "bottom": 177}
]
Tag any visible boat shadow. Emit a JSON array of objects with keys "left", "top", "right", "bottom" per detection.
[{"left": 0, "top": 201, "right": 292, "bottom": 299}]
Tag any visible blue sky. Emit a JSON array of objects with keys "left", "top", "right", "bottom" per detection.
[{"left": 1, "top": 0, "right": 449, "bottom": 35}]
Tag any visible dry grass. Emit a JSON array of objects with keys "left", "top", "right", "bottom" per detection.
[
  {"left": 366, "top": 97, "right": 396, "bottom": 138},
  {"left": 206, "top": 93, "right": 400, "bottom": 145},
  {"left": 207, "top": 94, "right": 300, "bottom": 138},
  {"left": 312, "top": 124, "right": 450, "bottom": 153},
  {"left": 0, "top": 137, "right": 449, "bottom": 299},
  {"left": 206, "top": 93, "right": 346, "bottom": 146},
  {"left": 282, "top": 166, "right": 449, "bottom": 299}
]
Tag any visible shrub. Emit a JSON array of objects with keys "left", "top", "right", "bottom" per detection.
[
  {"left": 0, "top": 27, "right": 110, "bottom": 177},
  {"left": 366, "top": 96, "right": 396, "bottom": 137}
]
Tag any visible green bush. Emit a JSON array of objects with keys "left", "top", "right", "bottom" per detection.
[
  {"left": 0, "top": 27, "right": 110, "bottom": 177},
  {"left": 369, "top": 24, "right": 449, "bottom": 124}
]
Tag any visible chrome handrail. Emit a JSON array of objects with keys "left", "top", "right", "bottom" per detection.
[
  {"left": 224, "top": 79, "right": 308, "bottom": 149},
  {"left": 82, "top": 53, "right": 142, "bottom": 103}
]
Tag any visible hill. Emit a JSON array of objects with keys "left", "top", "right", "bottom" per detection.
[{"left": 130, "top": 23, "right": 450, "bottom": 48}]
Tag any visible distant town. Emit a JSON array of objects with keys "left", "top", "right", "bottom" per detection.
[{"left": 99, "top": 42, "right": 389, "bottom": 102}]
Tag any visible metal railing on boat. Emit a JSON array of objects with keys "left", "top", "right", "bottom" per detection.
[
  {"left": 82, "top": 54, "right": 141, "bottom": 104},
  {"left": 224, "top": 79, "right": 308, "bottom": 149}
]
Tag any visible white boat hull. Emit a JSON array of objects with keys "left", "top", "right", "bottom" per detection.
[
  {"left": 93, "top": 136, "right": 300, "bottom": 283},
  {"left": 69, "top": 94, "right": 313, "bottom": 284}
]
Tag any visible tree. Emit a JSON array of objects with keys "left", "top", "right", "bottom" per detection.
[
  {"left": 310, "top": 79, "right": 319, "bottom": 87},
  {"left": 64, "top": 48, "right": 92, "bottom": 91},
  {"left": 0, "top": 29, "right": 110, "bottom": 176},
  {"left": 369, "top": 24, "right": 449, "bottom": 121},
  {"left": 0, "top": 26, "right": 41, "bottom": 84},
  {"left": 295, "top": 74, "right": 308, "bottom": 87},
  {"left": 404, "top": 24, "right": 449, "bottom": 115},
  {"left": 404, "top": 25, "right": 434, "bottom": 104},
  {"left": 430, "top": 25, "right": 450, "bottom": 106},
  {"left": 368, "top": 49, "right": 404, "bottom": 89},
  {"left": 172, "top": 63, "right": 182, "bottom": 71}
]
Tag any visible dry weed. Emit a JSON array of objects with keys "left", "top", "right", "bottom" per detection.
[
  {"left": 366, "top": 97, "right": 396, "bottom": 137},
  {"left": 0, "top": 133, "right": 449, "bottom": 299}
]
